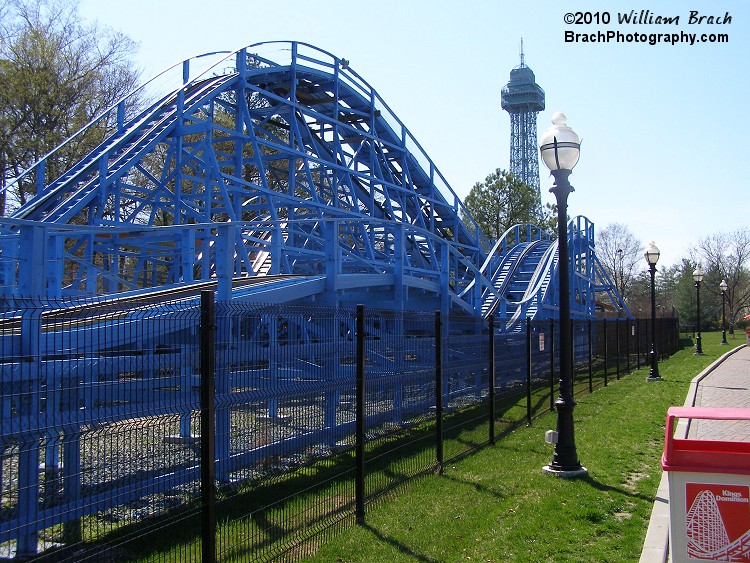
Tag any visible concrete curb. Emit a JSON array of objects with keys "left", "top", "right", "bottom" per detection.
[{"left": 638, "top": 344, "right": 747, "bottom": 563}]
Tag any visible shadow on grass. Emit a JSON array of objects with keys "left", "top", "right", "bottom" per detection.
[
  {"left": 580, "top": 473, "right": 658, "bottom": 504},
  {"left": 439, "top": 473, "right": 507, "bottom": 501},
  {"left": 359, "top": 523, "right": 439, "bottom": 563}
]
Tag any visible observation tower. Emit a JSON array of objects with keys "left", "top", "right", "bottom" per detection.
[{"left": 501, "top": 42, "right": 545, "bottom": 196}]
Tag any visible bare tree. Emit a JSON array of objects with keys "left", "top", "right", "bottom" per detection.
[
  {"left": 694, "top": 228, "right": 750, "bottom": 334},
  {"left": 596, "top": 223, "right": 642, "bottom": 302}
]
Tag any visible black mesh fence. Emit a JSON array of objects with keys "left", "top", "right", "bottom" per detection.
[
  {"left": 0, "top": 296, "right": 204, "bottom": 561},
  {"left": 0, "top": 295, "right": 680, "bottom": 561}
]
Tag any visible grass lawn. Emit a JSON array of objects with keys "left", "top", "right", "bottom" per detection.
[{"left": 305, "top": 333, "right": 744, "bottom": 562}]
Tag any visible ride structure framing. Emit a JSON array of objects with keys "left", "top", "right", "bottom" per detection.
[
  {"left": 0, "top": 41, "right": 627, "bottom": 322},
  {"left": 0, "top": 41, "right": 633, "bottom": 558}
]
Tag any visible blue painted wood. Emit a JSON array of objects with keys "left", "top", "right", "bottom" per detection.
[
  {"left": 0, "top": 39, "right": 633, "bottom": 555},
  {"left": 0, "top": 41, "right": 507, "bottom": 316}
]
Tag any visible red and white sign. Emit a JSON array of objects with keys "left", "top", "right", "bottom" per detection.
[{"left": 685, "top": 483, "right": 750, "bottom": 560}]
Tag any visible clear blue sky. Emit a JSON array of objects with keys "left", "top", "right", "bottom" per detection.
[{"left": 78, "top": 0, "right": 749, "bottom": 269}]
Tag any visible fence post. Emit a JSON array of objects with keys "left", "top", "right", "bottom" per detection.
[
  {"left": 435, "top": 311, "right": 444, "bottom": 474},
  {"left": 603, "top": 320, "right": 608, "bottom": 387},
  {"left": 658, "top": 317, "right": 664, "bottom": 360},
  {"left": 626, "top": 320, "right": 631, "bottom": 373},
  {"left": 488, "top": 314, "right": 496, "bottom": 445},
  {"left": 62, "top": 431, "right": 82, "bottom": 545},
  {"left": 615, "top": 319, "right": 621, "bottom": 381},
  {"left": 200, "top": 291, "right": 217, "bottom": 563},
  {"left": 526, "top": 317, "right": 532, "bottom": 425},
  {"left": 214, "top": 301, "right": 231, "bottom": 483},
  {"left": 16, "top": 304, "right": 42, "bottom": 557},
  {"left": 355, "top": 304, "right": 366, "bottom": 524},
  {"left": 587, "top": 319, "right": 593, "bottom": 393},
  {"left": 636, "top": 318, "right": 641, "bottom": 370}
]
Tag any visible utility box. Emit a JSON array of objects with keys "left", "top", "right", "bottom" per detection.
[{"left": 662, "top": 407, "right": 750, "bottom": 562}]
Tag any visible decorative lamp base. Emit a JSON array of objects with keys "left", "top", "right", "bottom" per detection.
[{"left": 542, "top": 465, "right": 588, "bottom": 478}]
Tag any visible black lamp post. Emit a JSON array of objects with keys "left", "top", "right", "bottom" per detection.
[
  {"left": 693, "top": 266, "right": 704, "bottom": 355},
  {"left": 644, "top": 241, "right": 661, "bottom": 381},
  {"left": 720, "top": 279, "right": 728, "bottom": 345},
  {"left": 539, "top": 113, "right": 586, "bottom": 477},
  {"left": 616, "top": 248, "right": 623, "bottom": 317}
]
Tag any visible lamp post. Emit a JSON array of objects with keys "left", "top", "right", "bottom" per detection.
[
  {"left": 539, "top": 112, "right": 586, "bottom": 477},
  {"left": 644, "top": 241, "right": 661, "bottom": 381},
  {"left": 616, "top": 248, "right": 624, "bottom": 317},
  {"left": 693, "top": 266, "right": 704, "bottom": 355},
  {"left": 720, "top": 279, "right": 728, "bottom": 345}
]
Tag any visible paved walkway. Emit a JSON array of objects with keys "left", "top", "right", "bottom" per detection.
[{"left": 640, "top": 343, "right": 750, "bottom": 563}]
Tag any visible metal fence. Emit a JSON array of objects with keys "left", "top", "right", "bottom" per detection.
[{"left": 0, "top": 294, "right": 680, "bottom": 561}]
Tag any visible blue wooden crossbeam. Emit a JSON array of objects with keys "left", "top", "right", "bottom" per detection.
[{"left": 0, "top": 40, "right": 632, "bottom": 556}]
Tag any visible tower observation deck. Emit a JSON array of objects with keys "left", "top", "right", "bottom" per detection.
[{"left": 501, "top": 44, "right": 545, "bottom": 196}]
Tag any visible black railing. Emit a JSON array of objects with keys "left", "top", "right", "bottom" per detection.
[{"left": 0, "top": 296, "right": 680, "bottom": 561}]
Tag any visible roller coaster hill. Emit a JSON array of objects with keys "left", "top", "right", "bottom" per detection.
[
  {"left": 0, "top": 41, "right": 628, "bottom": 324},
  {"left": 0, "top": 41, "right": 638, "bottom": 558}
]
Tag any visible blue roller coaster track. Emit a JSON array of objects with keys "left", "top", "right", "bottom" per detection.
[
  {"left": 0, "top": 40, "right": 636, "bottom": 557},
  {"left": 0, "top": 41, "right": 627, "bottom": 323}
]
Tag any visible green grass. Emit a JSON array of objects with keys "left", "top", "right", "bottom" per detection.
[{"left": 305, "top": 333, "right": 743, "bottom": 562}]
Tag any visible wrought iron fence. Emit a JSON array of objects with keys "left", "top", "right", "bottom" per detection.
[{"left": 0, "top": 294, "right": 680, "bottom": 561}]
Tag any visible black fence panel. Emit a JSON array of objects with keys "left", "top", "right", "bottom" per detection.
[
  {"left": 211, "top": 304, "right": 363, "bottom": 562},
  {"left": 0, "top": 296, "right": 203, "bottom": 561},
  {"left": 0, "top": 296, "right": 680, "bottom": 561}
]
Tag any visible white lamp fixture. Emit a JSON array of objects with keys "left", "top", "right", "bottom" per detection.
[
  {"left": 644, "top": 241, "right": 660, "bottom": 266},
  {"left": 539, "top": 112, "right": 580, "bottom": 172}
]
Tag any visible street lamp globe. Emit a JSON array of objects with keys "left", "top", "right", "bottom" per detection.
[
  {"left": 539, "top": 112, "right": 580, "bottom": 172},
  {"left": 692, "top": 266, "right": 704, "bottom": 283},
  {"left": 644, "top": 241, "right": 660, "bottom": 266},
  {"left": 720, "top": 279, "right": 728, "bottom": 292}
]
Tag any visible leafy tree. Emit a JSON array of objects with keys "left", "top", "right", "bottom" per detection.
[
  {"left": 462, "top": 169, "right": 550, "bottom": 240},
  {"left": 596, "top": 223, "right": 642, "bottom": 302},
  {"left": 655, "top": 263, "right": 681, "bottom": 320},
  {"left": 621, "top": 269, "right": 649, "bottom": 317},
  {"left": 0, "top": 0, "right": 141, "bottom": 214},
  {"left": 538, "top": 201, "right": 558, "bottom": 233},
  {"left": 668, "top": 259, "right": 700, "bottom": 328},
  {"left": 622, "top": 260, "right": 685, "bottom": 326}
]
